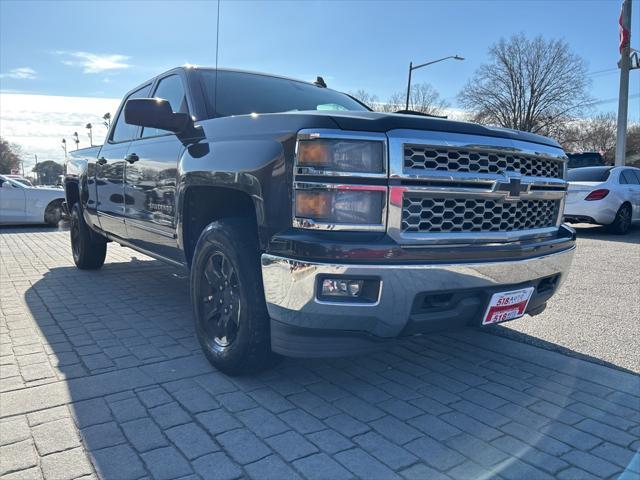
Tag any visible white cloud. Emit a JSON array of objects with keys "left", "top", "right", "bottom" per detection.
[
  {"left": 0, "top": 67, "right": 37, "bottom": 80},
  {"left": 57, "top": 51, "right": 131, "bottom": 74},
  {"left": 0, "top": 93, "right": 121, "bottom": 170}
]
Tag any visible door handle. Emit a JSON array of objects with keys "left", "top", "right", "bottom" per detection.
[
  {"left": 125, "top": 153, "right": 139, "bottom": 164},
  {"left": 97, "top": 157, "right": 107, "bottom": 165}
]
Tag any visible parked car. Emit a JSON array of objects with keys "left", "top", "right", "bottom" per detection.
[
  {"left": 566, "top": 152, "right": 605, "bottom": 169},
  {"left": 0, "top": 174, "right": 66, "bottom": 226},
  {"left": 64, "top": 67, "right": 575, "bottom": 374},
  {"left": 4, "top": 175, "right": 34, "bottom": 187},
  {"left": 564, "top": 166, "right": 640, "bottom": 234}
]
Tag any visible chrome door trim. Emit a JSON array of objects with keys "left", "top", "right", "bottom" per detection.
[
  {"left": 96, "top": 211, "right": 124, "bottom": 221},
  {"left": 125, "top": 219, "right": 177, "bottom": 239}
]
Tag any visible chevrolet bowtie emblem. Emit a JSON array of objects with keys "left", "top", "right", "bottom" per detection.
[{"left": 495, "top": 177, "right": 529, "bottom": 200}]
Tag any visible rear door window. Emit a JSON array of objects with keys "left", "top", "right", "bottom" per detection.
[
  {"left": 620, "top": 170, "right": 639, "bottom": 185},
  {"left": 567, "top": 167, "right": 612, "bottom": 182}
]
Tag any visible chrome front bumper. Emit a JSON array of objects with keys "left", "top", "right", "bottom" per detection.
[{"left": 261, "top": 246, "right": 576, "bottom": 342}]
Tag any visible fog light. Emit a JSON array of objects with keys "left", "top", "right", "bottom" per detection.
[{"left": 321, "top": 278, "right": 363, "bottom": 298}]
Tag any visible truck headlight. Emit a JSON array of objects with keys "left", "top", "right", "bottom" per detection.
[
  {"left": 297, "top": 139, "right": 384, "bottom": 175},
  {"left": 293, "top": 184, "right": 386, "bottom": 231}
]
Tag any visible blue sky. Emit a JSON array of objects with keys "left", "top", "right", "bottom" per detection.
[
  {"left": 0, "top": 0, "right": 638, "bottom": 167},
  {"left": 1, "top": 0, "right": 638, "bottom": 107}
]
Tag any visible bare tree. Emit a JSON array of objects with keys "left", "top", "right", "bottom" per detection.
[
  {"left": 388, "top": 83, "right": 449, "bottom": 116},
  {"left": 350, "top": 83, "right": 448, "bottom": 116},
  {"left": 624, "top": 124, "right": 640, "bottom": 166},
  {"left": 560, "top": 113, "right": 617, "bottom": 153},
  {"left": 349, "top": 89, "right": 381, "bottom": 110},
  {"left": 458, "top": 34, "right": 591, "bottom": 135}
]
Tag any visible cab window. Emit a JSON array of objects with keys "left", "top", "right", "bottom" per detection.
[
  {"left": 110, "top": 85, "right": 151, "bottom": 143},
  {"left": 142, "top": 75, "right": 188, "bottom": 138}
]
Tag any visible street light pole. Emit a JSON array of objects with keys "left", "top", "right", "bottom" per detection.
[
  {"left": 405, "top": 55, "right": 464, "bottom": 111},
  {"left": 405, "top": 62, "right": 413, "bottom": 111},
  {"left": 86, "top": 123, "right": 93, "bottom": 147}
]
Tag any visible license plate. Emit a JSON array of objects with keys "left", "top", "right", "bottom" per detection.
[{"left": 482, "top": 287, "right": 535, "bottom": 325}]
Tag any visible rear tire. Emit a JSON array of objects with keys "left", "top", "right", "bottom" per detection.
[
  {"left": 190, "top": 219, "right": 275, "bottom": 375},
  {"left": 607, "top": 203, "right": 632, "bottom": 235},
  {"left": 70, "top": 203, "right": 107, "bottom": 269}
]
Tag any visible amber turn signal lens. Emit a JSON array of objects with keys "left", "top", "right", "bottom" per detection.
[
  {"left": 297, "top": 141, "right": 331, "bottom": 167},
  {"left": 295, "top": 191, "right": 332, "bottom": 218}
]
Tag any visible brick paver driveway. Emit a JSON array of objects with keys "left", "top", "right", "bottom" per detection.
[{"left": 1, "top": 227, "right": 639, "bottom": 480}]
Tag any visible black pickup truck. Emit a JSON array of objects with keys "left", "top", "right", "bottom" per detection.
[{"left": 65, "top": 66, "right": 576, "bottom": 374}]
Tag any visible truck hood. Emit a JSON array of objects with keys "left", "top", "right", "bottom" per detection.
[{"left": 316, "top": 111, "right": 562, "bottom": 149}]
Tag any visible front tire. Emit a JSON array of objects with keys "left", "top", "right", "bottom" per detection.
[
  {"left": 190, "top": 219, "right": 274, "bottom": 375},
  {"left": 70, "top": 203, "right": 107, "bottom": 269},
  {"left": 607, "top": 203, "right": 632, "bottom": 235}
]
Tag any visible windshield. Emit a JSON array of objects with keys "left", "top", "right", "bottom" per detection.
[
  {"left": 566, "top": 152, "right": 604, "bottom": 168},
  {"left": 198, "top": 70, "right": 368, "bottom": 118},
  {"left": 13, "top": 177, "right": 33, "bottom": 187},
  {"left": 0, "top": 176, "right": 27, "bottom": 188},
  {"left": 567, "top": 167, "right": 612, "bottom": 182}
]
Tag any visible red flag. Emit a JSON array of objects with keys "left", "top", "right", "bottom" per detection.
[{"left": 619, "top": 0, "right": 630, "bottom": 53}]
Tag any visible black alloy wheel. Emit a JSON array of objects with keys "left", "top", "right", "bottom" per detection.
[{"left": 200, "top": 252, "right": 241, "bottom": 348}]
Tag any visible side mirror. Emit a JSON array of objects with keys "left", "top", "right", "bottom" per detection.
[
  {"left": 124, "top": 98, "right": 191, "bottom": 134},
  {"left": 2, "top": 181, "right": 13, "bottom": 189}
]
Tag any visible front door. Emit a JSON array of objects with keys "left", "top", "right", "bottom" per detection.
[
  {"left": 95, "top": 83, "right": 151, "bottom": 237},
  {"left": 123, "top": 73, "right": 188, "bottom": 261}
]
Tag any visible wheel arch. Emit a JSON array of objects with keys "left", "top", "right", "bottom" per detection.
[
  {"left": 43, "top": 197, "right": 65, "bottom": 222},
  {"left": 64, "top": 178, "right": 80, "bottom": 211},
  {"left": 179, "top": 182, "right": 266, "bottom": 267}
]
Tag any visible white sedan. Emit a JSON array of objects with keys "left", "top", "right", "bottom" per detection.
[
  {"left": 0, "top": 174, "right": 66, "bottom": 226},
  {"left": 563, "top": 166, "right": 640, "bottom": 234}
]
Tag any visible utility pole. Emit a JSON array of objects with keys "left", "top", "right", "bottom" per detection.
[
  {"left": 615, "top": 0, "right": 633, "bottom": 166},
  {"left": 34, "top": 154, "right": 38, "bottom": 185}
]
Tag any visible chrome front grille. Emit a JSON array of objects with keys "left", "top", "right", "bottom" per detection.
[
  {"left": 404, "top": 145, "right": 562, "bottom": 179},
  {"left": 402, "top": 196, "right": 559, "bottom": 233},
  {"left": 387, "top": 130, "right": 568, "bottom": 244}
]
